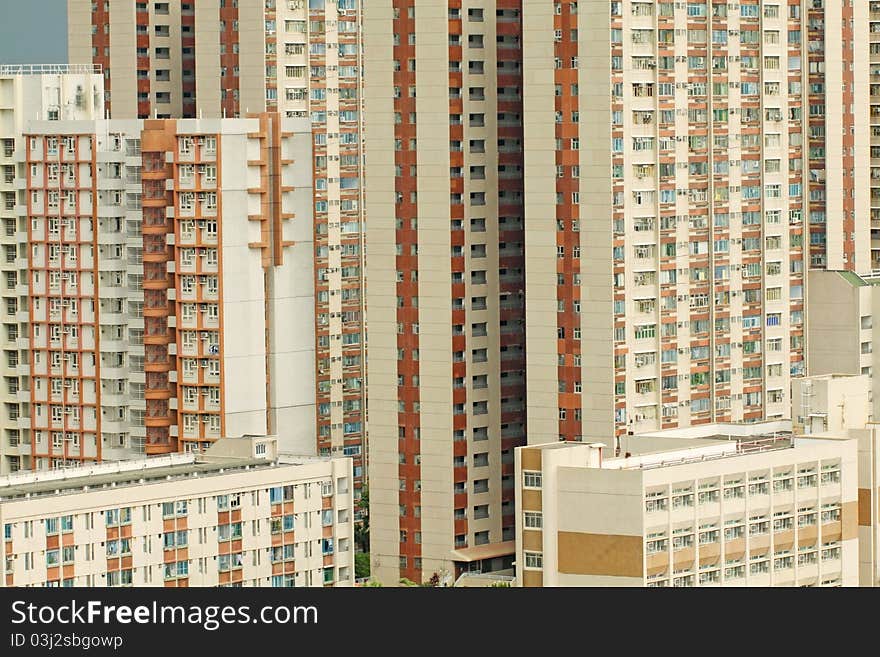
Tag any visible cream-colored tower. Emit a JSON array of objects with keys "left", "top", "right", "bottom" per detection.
[
  {"left": 10, "top": 115, "right": 313, "bottom": 472},
  {"left": 0, "top": 66, "right": 105, "bottom": 475},
  {"left": 869, "top": 2, "right": 880, "bottom": 270},
  {"left": 523, "top": 0, "right": 816, "bottom": 445},
  {"left": 363, "top": 0, "right": 866, "bottom": 586},
  {"left": 68, "top": 0, "right": 368, "bottom": 501},
  {"left": 365, "top": 0, "right": 524, "bottom": 586}
]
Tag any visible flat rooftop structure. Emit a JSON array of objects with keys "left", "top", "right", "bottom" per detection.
[
  {"left": 0, "top": 456, "right": 272, "bottom": 502},
  {"left": 607, "top": 433, "right": 794, "bottom": 471},
  {"left": 634, "top": 419, "right": 793, "bottom": 440},
  {"left": 0, "top": 436, "right": 330, "bottom": 502},
  {"left": 0, "top": 64, "right": 102, "bottom": 76}
]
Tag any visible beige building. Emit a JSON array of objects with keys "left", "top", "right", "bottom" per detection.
[
  {"left": 792, "top": 374, "right": 880, "bottom": 586},
  {"left": 869, "top": 1, "right": 880, "bottom": 270},
  {"left": 1, "top": 435, "right": 354, "bottom": 587},
  {"left": 68, "top": 2, "right": 368, "bottom": 500},
  {"left": 521, "top": 0, "right": 850, "bottom": 445},
  {"left": 515, "top": 432, "right": 858, "bottom": 587},
  {"left": 0, "top": 67, "right": 106, "bottom": 475},
  {"left": 1, "top": 115, "right": 315, "bottom": 473},
  {"left": 362, "top": 0, "right": 868, "bottom": 585},
  {"left": 364, "top": 0, "right": 526, "bottom": 585},
  {"left": 792, "top": 373, "right": 872, "bottom": 436},
  {"left": 515, "top": 375, "right": 880, "bottom": 587},
  {"left": 806, "top": 270, "right": 880, "bottom": 418}
]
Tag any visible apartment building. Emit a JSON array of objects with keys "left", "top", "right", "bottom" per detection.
[
  {"left": 522, "top": 0, "right": 851, "bottom": 445},
  {"left": 363, "top": 0, "right": 865, "bottom": 584},
  {"left": 3, "top": 115, "right": 315, "bottom": 473},
  {"left": 871, "top": 1, "right": 880, "bottom": 269},
  {"left": 68, "top": 2, "right": 368, "bottom": 498},
  {"left": 364, "top": 0, "right": 526, "bottom": 585},
  {"left": 514, "top": 433, "right": 857, "bottom": 587},
  {"left": 807, "top": 270, "right": 880, "bottom": 418},
  {"left": 0, "top": 67, "right": 106, "bottom": 476},
  {"left": 791, "top": 373, "right": 880, "bottom": 586},
  {"left": 0, "top": 435, "right": 355, "bottom": 587},
  {"left": 806, "top": 0, "right": 870, "bottom": 272}
]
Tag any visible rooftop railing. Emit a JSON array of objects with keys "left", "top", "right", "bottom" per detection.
[{"left": 0, "top": 64, "right": 102, "bottom": 76}]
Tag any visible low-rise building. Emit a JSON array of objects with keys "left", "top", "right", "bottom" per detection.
[
  {"left": 793, "top": 374, "right": 880, "bottom": 586},
  {"left": 515, "top": 430, "right": 857, "bottom": 587},
  {"left": 0, "top": 435, "right": 354, "bottom": 587}
]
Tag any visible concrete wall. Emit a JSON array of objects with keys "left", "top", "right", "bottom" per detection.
[{"left": 807, "top": 271, "right": 863, "bottom": 377}]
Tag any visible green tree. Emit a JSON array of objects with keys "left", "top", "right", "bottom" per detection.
[
  {"left": 355, "top": 484, "right": 370, "bottom": 553},
  {"left": 355, "top": 552, "right": 371, "bottom": 580}
]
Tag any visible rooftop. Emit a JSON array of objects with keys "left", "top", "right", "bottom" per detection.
[
  {"left": 837, "top": 270, "right": 871, "bottom": 287},
  {"left": 0, "top": 436, "right": 330, "bottom": 502},
  {"left": 451, "top": 540, "right": 516, "bottom": 563},
  {"left": 0, "top": 64, "right": 102, "bottom": 76},
  {"left": 798, "top": 373, "right": 867, "bottom": 381},
  {"left": 607, "top": 433, "right": 794, "bottom": 471},
  {"left": 0, "top": 456, "right": 274, "bottom": 502}
]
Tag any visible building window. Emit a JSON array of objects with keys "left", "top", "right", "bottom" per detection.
[
  {"left": 523, "top": 471, "right": 542, "bottom": 489},
  {"left": 524, "top": 552, "right": 543, "bottom": 569},
  {"left": 524, "top": 511, "right": 543, "bottom": 529}
]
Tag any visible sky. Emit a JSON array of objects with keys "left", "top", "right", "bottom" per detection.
[{"left": 0, "top": 0, "right": 67, "bottom": 65}]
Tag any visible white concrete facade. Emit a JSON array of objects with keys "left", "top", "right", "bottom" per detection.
[
  {"left": 0, "top": 68, "right": 105, "bottom": 475},
  {"left": 516, "top": 433, "right": 859, "bottom": 587},
  {"left": 0, "top": 436, "right": 354, "bottom": 587},
  {"left": 3, "top": 116, "right": 314, "bottom": 470}
]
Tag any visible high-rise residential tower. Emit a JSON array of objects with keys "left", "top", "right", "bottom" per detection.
[
  {"left": 524, "top": 0, "right": 824, "bottom": 443},
  {"left": 5, "top": 115, "right": 314, "bottom": 473},
  {"left": 364, "top": 0, "right": 526, "bottom": 585},
  {"left": 869, "top": 1, "right": 880, "bottom": 270},
  {"left": 0, "top": 66, "right": 106, "bottom": 475},
  {"left": 364, "top": 1, "right": 865, "bottom": 584},
  {"left": 69, "top": 0, "right": 368, "bottom": 504}
]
